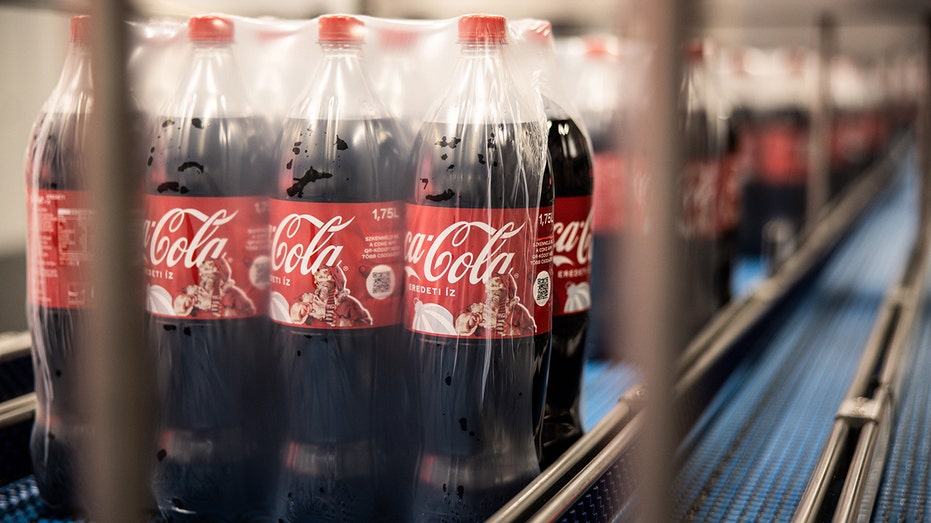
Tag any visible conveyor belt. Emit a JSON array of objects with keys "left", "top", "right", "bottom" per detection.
[
  {"left": 581, "top": 361, "right": 639, "bottom": 432},
  {"left": 673, "top": 159, "right": 917, "bottom": 522},
  {"left": 871, "top": 252, "right": 931, "bottom": 522}
]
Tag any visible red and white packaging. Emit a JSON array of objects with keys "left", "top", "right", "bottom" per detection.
[
  {"left": 144, "top": 196, "right": 269, "bottom": 318},
  {"left": 269, "top": 201, "right": 402, "bottom": 328},
  {"left": 405, "top": 206, "right": 542, "bottom": 338}
]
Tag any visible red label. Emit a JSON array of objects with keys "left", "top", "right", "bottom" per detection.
[
  {"left": 143, "top": 196, "right": 269, "bottom": 319},
  {"left": 718, "top": 153, "right": 741, "bottom": 231},
  {"left": 592, "top": 152, "right": 625, "bottom": 234},
  {"left": 679, "top": 160, "right": 722, "bottom": 239},
  {"left": 268, "top": 201, "right": 403, "bottom": 329},
  {"left": 755, "top": 122, "right": 809, "bottom": 185},
  {"left": 405, "top": 205, "right": 541, "bottom": 339},
  {"left": 26, "top": 189, "right": 92, "bottom": 309},
  {"left": 532, "top": 205, "right": 554, "bottom": 333},
  {"left": 552, "top": 196, "right": 593, "bottom": 316}
]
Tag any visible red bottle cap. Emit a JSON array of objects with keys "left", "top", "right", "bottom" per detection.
[
  {"left": 188, "top": 15, "right": 234, "bottom": 42},
  {"left": 71, "top": 15, "right": 90, "bottom": 44},
  {"left": 319, "top": 15, "right": 364, "bottom": 43},
  {"left": 458, "top": 14, "right": 507, "bottom": 44},
  {"left": 685, "top": 39, "right": 708, "bottom": 63},
  {"left": 521, "top": 19, "right": 552, "bottom": 46},
  {"left": 583, "top": 36, "right": 614, "bottom": 58}
]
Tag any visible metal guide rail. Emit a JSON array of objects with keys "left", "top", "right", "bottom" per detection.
[
  {"left": 792, "top": 176, "right": 928, "bottom": 522},
  {"left": 489, "top": 135, "right": 914, "bottom": 522},
  {"left": 871, "top": 246, "right": 931, "bottom": 522}
]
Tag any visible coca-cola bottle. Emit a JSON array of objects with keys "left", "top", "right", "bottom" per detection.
[
  {"left": 520, "top": 21, "right": 595, "bottom": 467},
  {"left": 404, "top": 14, "right": 548, "bottom": 521},
  {"left": 566, "top": 36, "right": 626, "bottom": 362},
  {"left": 679, "top": 40, "right": 726, "bottom": 337},
  {"left": 716, "top": 89, "right": 741, "bottom": 307},
  {"left": 142, "top": 15, "right": 277, "bottom": 520},
  {"left": 267, "top": 15, "right": 407, "bottom": 522},
  {"left": 24, "top": 15, "right": 94, "bottom": 511},
  {"left": 739, "top": 48, "right": 810, "bottom": 263}
]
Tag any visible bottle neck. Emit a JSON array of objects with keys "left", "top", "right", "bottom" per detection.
[
  {"left": 290, "top": 42, "right": 386, "bottom": 120},
  {"left": 315, "top": 42, "right": 369, "bottom": 81},
  {"left": 46, "top": 41, "right": 94, "bottom": 115},
  {"left": 428, "top": 41, "right": 527, "bottom": 125},
  {"left": 319, "top": 41, "right": 364, "bottom": 58},
  {"left": 167, "top": 41, "right": 252, "bottom": 117},
  {"left": 55, "top": 42, "right": 94, "bottom": 99},
  {"left": 458, "top": 41, "right": 506, "bottom": 58},
  {"left": 451, "top": 42, "right": 509, "bottom": 84}
]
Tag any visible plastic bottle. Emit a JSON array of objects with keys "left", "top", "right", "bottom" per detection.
[
  {"left": 739, "top": 48, "right": 811, "bottom": 264},
  {"left": 520, "top": 20, "right": 596, "bottom": 468},
  {"left": 404, "top": 14, "right": 547, "bottom": 521},
  {"left": 566, "top": 35, "right": 625, "bottom": 362},
  {"left": 24, "top": 14, "right": 95, "bottom": 511},
  {"left": 267, "top": 15, "right": 407, "bottom": 522},
  {"left": 142, "top": 15, "right": 277, "bottom": 520},
  {"left": 679, "top": 40, "right": 728, "bottom": 337}
]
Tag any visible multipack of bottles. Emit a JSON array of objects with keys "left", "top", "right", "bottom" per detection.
[
  {"left": 24, "top": 13, "right": 595, "bottom": 522},
  {"left": 24, "top": 11, "right": 910, "bottom": 523}
]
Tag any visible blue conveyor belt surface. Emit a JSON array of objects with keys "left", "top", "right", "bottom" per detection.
[
  {"left": 581, "top": 360, "right": 639, "bottom": 432},
  {"left": 672, "top": 160, "right": 917, "bottom": 522},
  {"left": 871, "top": 248, "right": 931, "bottom": 522}
]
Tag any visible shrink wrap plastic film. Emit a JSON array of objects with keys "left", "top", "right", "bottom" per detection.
[
  {"left": 26, "top": 12, "right": 562, "bottom": 522},
  {"left": 21, "top": 10, "right": 909, "bottom": 523},
  {"left": 512, "top": 19, "right": 596, "bottom": 467},
  {"left": 24, "top": 15, "right": 95, "bottom": 512}
]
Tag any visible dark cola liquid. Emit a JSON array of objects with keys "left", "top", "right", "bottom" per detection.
[
  {"left": 28, "top": 308, "right": 89, "bottom": 512},
  {"left": 680, "top": 107, "right": 729, "bottom": 338},
  {"left": 272, "top": 118, "right": 406, "bottom": 523},
  {"left": 407, "top": 121, "right": 545, "bottom": 522},
  {"left": 26, "top": 110, "right": 92, "bottom": 511},
  {"left": 718, "top": 113, "right": 740, "bottom": 305},
  {"left": 144, "top": 115, "right": 278, "bottom": 521},
  {"left": 541, "top": 117, "right": 594, "bottom": 467}
]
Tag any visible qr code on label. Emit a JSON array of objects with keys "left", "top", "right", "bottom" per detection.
[
  {"left": 366, "top": 265, "right": 395, "bottom": 300},
  {"left": 371, "top": 270, "right": 391, "bottom": 295},
  {"left": 534, "top": 272, "right": 551, "bottom": 307}
]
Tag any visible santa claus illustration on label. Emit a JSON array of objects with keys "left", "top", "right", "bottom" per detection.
[
  {"left": 455, "top": 272, "right": 536, "bottom": 337},
  {"left": 289, "top": 265, "right": 373, "bottom": 328},
  {"left": 172, "top": 256, "right": 256, "bottom": 317}
]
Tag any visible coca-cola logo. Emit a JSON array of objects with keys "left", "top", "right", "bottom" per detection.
[
  {"left": 553, "top": 209, "right": 593, "bottom": 267},
  {"left": 406, "top": 221, "right": 525, "bottom": 285},
  {"left": 271, "top": 213, "right": 354, "bottom": 275},
  {"left": 144, "top": 208, "right": 237, "bottom": 268}
]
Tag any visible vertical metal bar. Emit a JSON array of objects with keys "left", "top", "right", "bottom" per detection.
[
  {"left": 622, "top": 0, "right": 683, "bottom": 521},
  {"left": 919, "top": 14, "right": 931, "bottom": 234},
  {"left": 807, "top": 14, "right": 834, "bottom": 234},
  {"left": 84, "top": 2, "right": 154, "bottom": 522}
]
